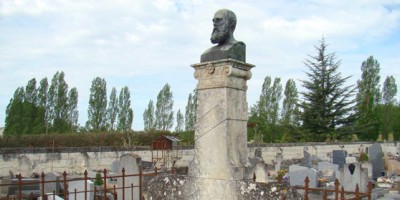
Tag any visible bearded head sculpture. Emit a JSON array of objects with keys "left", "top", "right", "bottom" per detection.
[{"left": 210, "top": 9, "right": 237, "bottom": 45}]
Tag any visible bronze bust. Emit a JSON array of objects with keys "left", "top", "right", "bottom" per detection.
[{"left": 201, "top": 9, "right": 246, "bottom": 62}]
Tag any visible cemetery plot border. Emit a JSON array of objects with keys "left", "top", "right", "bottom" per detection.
[
  {"left": 290, "top": 176, "right": 373, "bottom": 200},
  {"left": 0, "top": 166, "right": 157, "bottom": 200}
]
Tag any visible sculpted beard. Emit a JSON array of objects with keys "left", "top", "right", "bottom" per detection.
[{"left": 211, "top": 23, "right": 230, "bottom": 44}]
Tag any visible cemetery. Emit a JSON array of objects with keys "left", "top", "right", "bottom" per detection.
[{"left": 0, "top": 7, "right": 399, "bottom": 200}]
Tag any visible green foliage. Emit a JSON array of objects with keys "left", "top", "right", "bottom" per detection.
[
  {"left": 281, "top": 79, "right": 300, "bottom": 127},
  {"left": 177, "top": 130, "right": 194, "bottom": 145},
  {"left": 250, "top": 76, "right": 282, "bottom": 143},
  {"left": 155, "top": 83, "right": 174, "bottom": 131},
  {"left": 94, "top": 172, "right": 103, "bottom": 186},
  {"left": 300, "top": 38, "right": 355, "bottom": 141},
  {"left": 48, "top": 71, "right": 70, "bottom": 133},
  {"left": 87, "top": 77, "right": 108, "bottom": 132},
  {"left": 143, "top": 100, "right": 155, "bottom": 130},
  {"left": 107, "top": 87, "right": 119, "bottom": 131},
  {"left": 382, "top": 75, "right": 397, "bottom": 105},
  {"left": 358, "top": 152, "right": 369, "bottom": 162},
  {"left": 117, "top": 86, "right": 133, "bottom": 132},
  {"left": 355, "top": 56, "right": 381, "bottom": 140},
  {"left": 67, "top": 88, "right": 79, "bottom": 132},
  {"left": 185, "top": 89, "right": 197, "bottom": 131},
  {"left": 175, "top": 109, "right": 184, "bottom": 132},
  {"left": 5, "top": 73, "right": 78, "bottom": 135},
  {"left": 0, "top": 130, "right": 175, "bottom": 148}
]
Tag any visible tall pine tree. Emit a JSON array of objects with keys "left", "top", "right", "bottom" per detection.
[{"left": 300, "top": 39, "right": 355, "bottom": 141}]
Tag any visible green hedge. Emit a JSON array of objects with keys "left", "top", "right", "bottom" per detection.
[{"left": 0, "top": 130, "right": 183, "bottom": 148}]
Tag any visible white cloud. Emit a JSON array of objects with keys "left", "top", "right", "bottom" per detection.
[{"left": 0, "top": 0, "right": 399, "bottom": 130}]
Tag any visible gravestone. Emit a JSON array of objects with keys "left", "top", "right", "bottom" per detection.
[
  {"left": 361, "top": 162, "right": 373, "bottom": 178},
  {"left": 289, "top": 168, "right": 318, "bottom": 188},
  {"left": 289, "top": 165, "right": 309, "bottom": 172},
  {"left": 369, "top": 143, "right": 384, "bottom": 179},
  {"left": 275, "top": 153, "right": 283, "bottom": 172},
  {"left": 301, "top": 150, "right": 312, "bottom": 168},
  {"left": 340, "top": 163, "right": 368, "bottom": 192},
  {"left": 332, "top": 150, "right": 346, "bottom": 169},
  {"left": 254, "top": 148, "right": 262, "bottom": 158},
  {"left": 318, "top": 162, "right": 339, "bottom": 181},
  {"left": 117, "top": 154, "right": 141, "bottom": 200},
  {"left": 346, "top": 156, "right": 357, "bottom": 163},
  {"left": 18, "top": 155, "right": 32, "bottom": 177},
  {"left": 111, "top": 160, "right": 120, "bottom": 174},
  {"left": 40, "top": 172, "right": 61, "bottom": 195},
  {"left": 38, "top": 194, "right": 63, "bottom": 200},
  {"left": 68, "top": 180, "right": 94, "bottom": 200}
]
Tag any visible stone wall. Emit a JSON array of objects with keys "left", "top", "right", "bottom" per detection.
[{"left": 0, "top": 142, "right": 396, "bottom": 177}]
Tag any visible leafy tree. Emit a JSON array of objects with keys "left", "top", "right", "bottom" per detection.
[
  {"left": 4, "top": 87, "right": 25, "bottom": 135},
  {"left": 22, "top": 78, "right": 37, "bottom": 134},
  {"left": 107, "top": 87, "right": 119, "bottom": 131},
  {"left": 175, "top": 109, "right": 184, "bottom": 132},
  {"left": 355, "top": 56, "right": 381, "bottom": 140},
  {"left": 37, "top": 78, "right": 49, "bottom": 134},
  {"left": 48, "top": 71, "right": 70, "bottom": 133},
  {"left": 87, "top": 77, "right": 108, "bottom": 132},
  {"left": 281, "top": 79, "right": 299, "bottom": 127},
  {"left": 249, "top": 76, "right": 282, "bottom": 142},
  {"left": 143, "top": 100, "right": 155, "bottom": 130},
  {"left": 185, "top": 89, "right": 197, "bottom": 131},
  {"left": 67, "top": 87, "right": 79, "bottom": 132},
  {"left": 379, "top": 76, "right": 398, "bottom": 139},
  {"left": 155, "top": 84, "right": 174, "bottom": 131},
  {"left": 382, "top": 75, "right": 397, "bottom": 105},
  {"left": 300, "top": 39, "right": 355, "bottom": 141},
  {"left": 117, "top": 86, "right": 133, "bottom": 132}
]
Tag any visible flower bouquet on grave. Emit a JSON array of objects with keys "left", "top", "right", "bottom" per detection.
[{"left": 377, "top": 176, "right": 394, "bottom": 188}]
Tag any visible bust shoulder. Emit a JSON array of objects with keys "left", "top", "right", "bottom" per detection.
[{"left": 201, "top": 41, "right": 246, "bottom": 62}]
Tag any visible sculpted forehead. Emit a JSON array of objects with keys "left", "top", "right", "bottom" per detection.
[{"left": 213, "top": 10, "right": 227, "bottom": 20}]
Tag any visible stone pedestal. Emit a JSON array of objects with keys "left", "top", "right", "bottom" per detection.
[{"left": 189, "top": 59, "right": 254, "bottom": 199}]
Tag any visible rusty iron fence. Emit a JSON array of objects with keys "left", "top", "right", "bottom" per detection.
[
  {"left": 0, "top": 166, "right": 159, "bottom": 200},
  {"left": 276, "top": 176, "right": 373, "bottom": 200}
]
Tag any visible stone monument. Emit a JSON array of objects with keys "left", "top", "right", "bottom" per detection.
[
  {"left": 147, "top": 9, "right": 301, "bottom": 200},
  {"left": 189, "top": 9, "right": 254, "bottom": 199}
]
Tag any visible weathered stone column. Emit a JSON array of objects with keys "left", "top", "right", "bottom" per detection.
[{"left": 189, "top": 58, "right": 254, "bottom": 199}]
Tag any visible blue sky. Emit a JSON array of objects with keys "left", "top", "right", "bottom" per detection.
[{"left": 1, "top": 0, "right": 399, "bottom": 131}]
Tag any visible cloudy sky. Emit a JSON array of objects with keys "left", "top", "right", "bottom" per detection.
[{"left": 1, "top": 0, "right": 399, "bottom": 131}]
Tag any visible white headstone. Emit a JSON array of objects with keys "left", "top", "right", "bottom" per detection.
[
  {"left": 289, "top": 168, "right": 318, "bottom": 188},
  {"left": 117, "top": 154, "right": 141, "bottom": 200},
  {"left": 38, "top": 194, "right": 63, "bottom": 200},
  {"left": 346, "top": 156, "right": 357, "bottom": 163},
  {"left": 289, "top": 165, "right": 309, "bottom": 172},
  {"left": 68, "top": 180, "right": 94, "bottom": 200},
  {"left": 318, "top": 162, "right": 339, "bottom": 181},
  {"left": 340, "top": 163, "right": 368, "bottom": 192}
]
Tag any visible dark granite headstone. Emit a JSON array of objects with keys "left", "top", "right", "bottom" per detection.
[
  {"left": 369, "top": 143, "right": 384, "bottom": 179},
  {"left": 332, "top": 150, "right": 346, "bottom": 169},
  {"left": 300, "top": 150, "right": 312, "bottom": 168}
]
